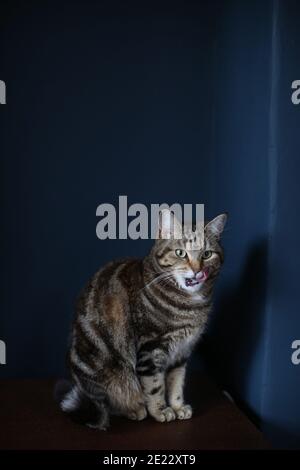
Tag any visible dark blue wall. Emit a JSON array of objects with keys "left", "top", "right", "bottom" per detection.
[
  {"left": 0, "top": 0, "right": 218, "bottom": 378},
  {"left": 262, "top": 0, "right": 300, "bottom": 449},
  {"left": 206, "top": 0, "right": 273, "bottom": 420},
  {"left": 206, "top": 0, "right": 300, "bottom": 449}
]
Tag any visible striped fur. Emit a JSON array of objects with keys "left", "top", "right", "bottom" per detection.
[{"left": 60, "top": 213, "right": 227, "bottom": 428}]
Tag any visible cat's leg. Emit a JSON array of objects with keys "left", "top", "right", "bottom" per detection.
[
  {"left": 123, "top": 375, "right": 147, "bottom": 422},
  {"left": 106, "top": 368, "right": 147, "bottom": 421},
  {"left": 139, "top": 371, "right": 176, "bottom": 422},
  {"left": 137, "top": 347, "right": 176, "bottom": 423},
  {"left": 166, "top": 363, "right": 192, "bottom": 420}
]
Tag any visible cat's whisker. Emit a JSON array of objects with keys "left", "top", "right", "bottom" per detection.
[{"left": 143, "top": 268, "right": 190, "bottom": 291}]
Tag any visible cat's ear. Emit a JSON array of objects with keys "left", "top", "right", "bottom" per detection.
[
  {"left": 205, "top": 213, "right": 227, "bottom": 240},
  {"left": 158, "top": 209, "right": 182, "bottom": 239}
]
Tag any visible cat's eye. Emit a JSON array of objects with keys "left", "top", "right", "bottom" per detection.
[
  {"left": 203, "top": 250, "right": 213, "bottom": 259},
  {"left": 175, "top": 249, "right": 187, "bottom": 258}
]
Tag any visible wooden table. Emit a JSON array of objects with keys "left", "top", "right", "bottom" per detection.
[{"left": 0, "top": 374, "right": 270, "bottom": 450}]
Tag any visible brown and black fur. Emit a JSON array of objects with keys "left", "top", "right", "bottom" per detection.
[{"left": 58, "top": 212, "right": 227, "bottom": 429}]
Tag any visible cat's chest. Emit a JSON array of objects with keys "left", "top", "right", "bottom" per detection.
[{"left": 166, "top": 328, "right": 201, "bottom": 366}]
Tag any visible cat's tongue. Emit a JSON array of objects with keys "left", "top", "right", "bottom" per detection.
[
  {"left": 196, "top": 268, "right": 209, "bottom": 282},
  {"left": 185, "top": 268, "right": 209, "bottom": 287}
]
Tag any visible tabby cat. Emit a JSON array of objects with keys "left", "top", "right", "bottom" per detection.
[{"left": 58, "top": 210, "right": 227, "bottom": 429}]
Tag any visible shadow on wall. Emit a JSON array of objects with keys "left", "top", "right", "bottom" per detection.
[{"left": 203, "top": 239, "right": 268, "bottom": 426}]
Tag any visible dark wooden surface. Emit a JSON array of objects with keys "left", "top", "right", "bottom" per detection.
[{"left": 0, "top": 374, "right": 270, "bottom": 450}]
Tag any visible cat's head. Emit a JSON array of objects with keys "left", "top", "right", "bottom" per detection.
[{"left": 151, "top": 210, "right": 227, "bottom": 294}]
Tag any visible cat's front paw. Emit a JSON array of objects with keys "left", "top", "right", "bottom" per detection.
[
  {"left": 151, "top": 406, "right": 176, "bottom": 423},
  {"left": 174, "top": 404, "right": 193, "bottom": 420}
]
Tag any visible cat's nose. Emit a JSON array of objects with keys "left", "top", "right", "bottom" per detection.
[{"left": 190, "top": 261, "right": 201, "bottom": 274}]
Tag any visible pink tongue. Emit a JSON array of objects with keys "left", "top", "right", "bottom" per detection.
[{"left": 196, "top": 269, "right": 208, "bottom": 281}]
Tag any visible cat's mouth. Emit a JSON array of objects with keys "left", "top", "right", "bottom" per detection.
[{"left": 184, "top": 268, "right": 209, "bottom": 288}]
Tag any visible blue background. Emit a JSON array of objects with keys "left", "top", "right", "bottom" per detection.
[{"left": 1, "top": 0, "right": 300, "bottom": 448}]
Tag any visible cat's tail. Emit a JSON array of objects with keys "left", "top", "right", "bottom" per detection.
[{"left": 54, "top": 380, "right": 109, "bottom": 430}]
